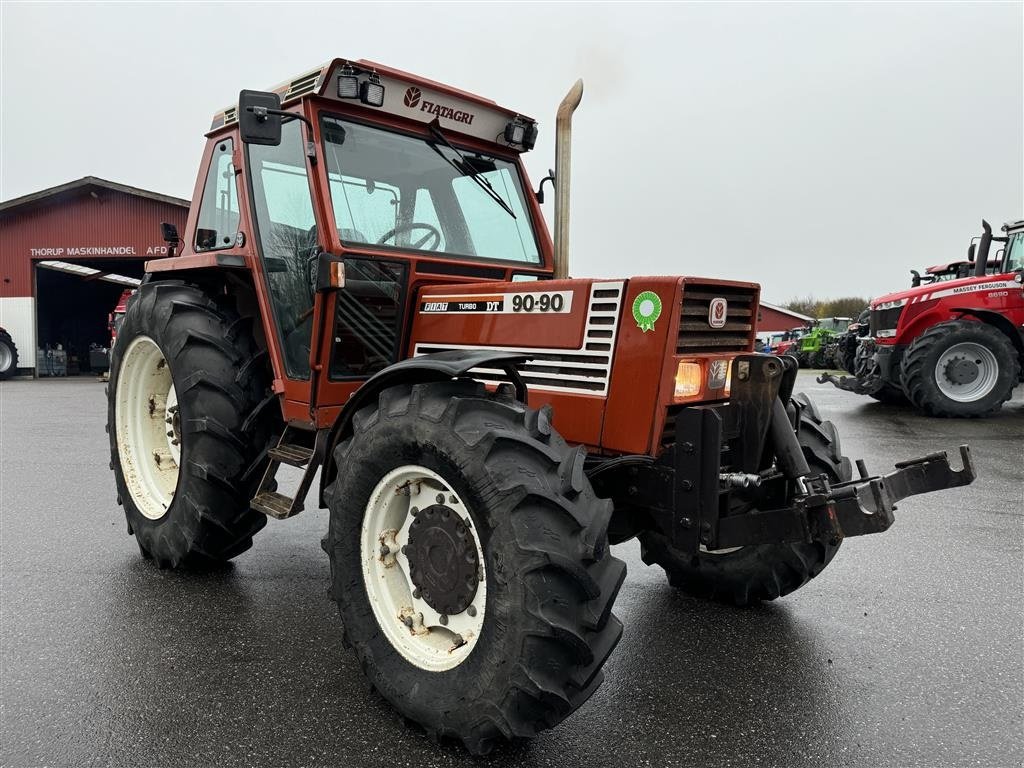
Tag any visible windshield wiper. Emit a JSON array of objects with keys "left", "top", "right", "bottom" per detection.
[{"left": 427, "top": 120, "right": 516, "bottom": 219}]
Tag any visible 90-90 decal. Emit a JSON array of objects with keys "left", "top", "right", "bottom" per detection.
[{"left": 419, "top": 291, "right": 573, "bottom": 314}]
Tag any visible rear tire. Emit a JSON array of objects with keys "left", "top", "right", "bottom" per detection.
[
  {"left": 639, "top": 393, "right": 853, "bottom": 606},
  {"left": 0, "top": 329, "right": 18, "bottom": 380},
  {"left": 900, "top": 320, "right": 1019, "bottom": 417},
  {"left": 107, "top": 280, "right": 280, "bottom": 568},
  {"left": 324, "top": 379, "right": 624, "bottom": 754}
]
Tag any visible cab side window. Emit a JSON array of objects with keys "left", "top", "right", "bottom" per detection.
[{"left": 195, "top": 139, "right": 240, "bottom": 251}]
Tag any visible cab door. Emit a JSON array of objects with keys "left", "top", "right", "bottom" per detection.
[{"left": 245, "top": 118, "right": 324, "bottom": 418}]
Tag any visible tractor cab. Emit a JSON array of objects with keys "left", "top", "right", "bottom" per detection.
[{"left": 150, "top": 59, "right": 553, "bottom": 428}]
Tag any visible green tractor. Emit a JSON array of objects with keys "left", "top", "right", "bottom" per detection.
[{"left": 791, "top": 317, "right": 852, "bottom": 368}]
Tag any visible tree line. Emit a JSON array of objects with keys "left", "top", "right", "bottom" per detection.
[{"left": 784, "top": 296, "right": 870, "bottom": 319}]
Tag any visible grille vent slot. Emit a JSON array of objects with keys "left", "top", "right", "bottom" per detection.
[
  {"left": 414, "top": 282, "right": 624, "bottom": 395},
  {"left": 677, "top": 285, "right": 756, "bottom": 354}
]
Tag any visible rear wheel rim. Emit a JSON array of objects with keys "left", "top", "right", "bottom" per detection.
[
  {"left": 360, "top": 465, "right": 486, "bottom": 672},
  {"left": 114, "top": 335, "right": 179, "bottom": 520},
  {"left": 934, "top": 342, "right": 999, "bottom": 402},
  {"left": 0, "top": 343, "right": 11, "bottom": 372}
]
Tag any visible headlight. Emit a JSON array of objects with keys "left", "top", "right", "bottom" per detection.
[
  {"left": 674, "top": 361, "right": 702, "bottom": 400},
  {"left": 875, "top": 297, "right": 908, "bottom": 311}
]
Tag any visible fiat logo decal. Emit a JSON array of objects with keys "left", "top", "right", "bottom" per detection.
[
  {"left": 708, "top": 297, "right": 728, "bottom": 328},
  {"left": 404, "top": 87, "right": 421, "bottom": 108}
]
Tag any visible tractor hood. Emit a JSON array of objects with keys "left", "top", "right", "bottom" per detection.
[{"left": 871, "top": 273, "right": 1017, "bottom": 309}]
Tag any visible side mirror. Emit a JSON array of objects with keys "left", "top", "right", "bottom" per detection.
[
  {"left": 161, "top": 222, "right": 180, "bottom": 258},
  {"left": 161, "top": 222, "right": 179, "bottom": 245},
  {"left": 239, "top": 90, "right": 283, "bottom": 146}
]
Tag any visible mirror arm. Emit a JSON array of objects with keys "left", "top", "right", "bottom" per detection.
[
  {"left": 535, "top": 169, "right": 555, "bottom": 204},
  {"left": 245, "top": 107, "right": 317, "bottom": 161}
]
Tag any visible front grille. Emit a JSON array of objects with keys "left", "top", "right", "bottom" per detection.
[
  {"left": 869, "top": 306, "right": 904, "bottom": 335},
  {"left": 677, "top": 284, "right": 756, "bottom": 354}
]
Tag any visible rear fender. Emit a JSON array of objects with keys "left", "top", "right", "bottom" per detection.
[
  {"left": 952, "top": 309, "right": 1024, "bottom": 359},
  {"left": 317, "top": 350, "right": 530, "bottom": 506}
]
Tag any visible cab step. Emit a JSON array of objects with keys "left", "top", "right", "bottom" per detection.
[
  {"left": 250, "top": 424, "right": 327, "bottom": 520},
  {"left": 251, "top": 490, "right": 295, "bottom": 520},
  {"left": 268, "top": 443, "right": 314, "bottom": 467}
]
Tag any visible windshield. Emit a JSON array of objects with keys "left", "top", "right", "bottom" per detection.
[
  {"left": 320, "top": 117, "right": 540, "bottom": 264},
  {"left": 1005, "top": 231, "right": 1024, "bottom": 272}
]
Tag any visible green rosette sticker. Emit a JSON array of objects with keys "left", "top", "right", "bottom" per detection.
[{"left": 632, "top": 291, "right": 662, "bottom": 332}]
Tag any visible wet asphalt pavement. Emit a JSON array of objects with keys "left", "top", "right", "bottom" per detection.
[{"left": 1, "top": 373, "right": 1021, "bottom": 767}]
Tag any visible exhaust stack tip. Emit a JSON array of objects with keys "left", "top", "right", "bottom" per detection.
[{"left": 553, "top": 79, "right": 584, "bottom": 281}]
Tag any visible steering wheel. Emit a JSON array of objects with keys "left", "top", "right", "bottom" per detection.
[{"left": 377, "top": 222, "right": 442, "bottom": 251}]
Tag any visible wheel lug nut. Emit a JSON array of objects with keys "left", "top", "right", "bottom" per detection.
[
  {"left": 467, "top": 605, "right": 477, "bottom": 617},
  {"left": 439, "top": 614, "right": 448, "bottom": 626},
  {"left": 449, "top": 494, "right": 457, "bottom": 504},
  {"left": 413, "top": 588, "right": 421, "bottom": 599},
  {"left": 380, "top": 544, "right": 390, "bottom": 556},
  {"left": 411, "top": 507, "right": 419, "bottom": 516},
  {"left": 463, "top": 517, "right": 472, "bottom": 528},
  {"left": 436, "top": 493, "right": 445, "bottom": 504},
  {"left": 403, "top": 616, "right": 413, "bottom": 628}
]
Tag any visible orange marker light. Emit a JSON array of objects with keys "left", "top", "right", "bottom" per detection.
[
  {"left": 674, "top": 361, "right": 702, "bottom": 400},
  {"left": 330, "top": 261, "right": 346, "bottom": 289}
]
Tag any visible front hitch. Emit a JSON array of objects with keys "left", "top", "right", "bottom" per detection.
[
  {"left": 715, "top": 446, "right": 976, "bottom": 549},
  {"left": 818, "top": 338, "right": 884, "bottom": 395}
]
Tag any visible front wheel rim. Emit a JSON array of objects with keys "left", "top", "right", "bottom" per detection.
[
  {"left": 114, "top": 335, "right": 180, "bottom": 520},
  {"left": 934, "top": 342, "right": 999, "bottom": 402},
  {"left": 360, "top": 465, "right": 487, "bottom": 672},
  {"left": 0, "top": 343, "right": 11, "bottom": 372}
]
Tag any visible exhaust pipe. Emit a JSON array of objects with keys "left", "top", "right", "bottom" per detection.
[
  {"left": 553, "top": 79, "right": 583, "bottom": 280},
  {"left": 974, "top": 219, "right": 992, "bottom": 277}
]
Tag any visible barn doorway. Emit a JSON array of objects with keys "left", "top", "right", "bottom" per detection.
[{"left": 34, "top": 259, "right": 142, "bottom": 376}]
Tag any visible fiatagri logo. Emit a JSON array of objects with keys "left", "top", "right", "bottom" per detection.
[{"left": 403, "top": 86, "right": 475, "bottom": 126}]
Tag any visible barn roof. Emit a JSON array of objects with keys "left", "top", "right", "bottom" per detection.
[
  {"left": 0, "top": 177, "right": 189, "bottom": 216},
  {"left": 759, "top": 302, "right": 815, "bottom": 323}
]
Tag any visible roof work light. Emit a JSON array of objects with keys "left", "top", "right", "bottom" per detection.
[
  {"left": 337, "top": 66, "right": 359, "bottom": 99},
  {"left": 360, "top": 73, "right": 385, "bottom": 107},
  {"left": 504, "top": 117, "right": 538, "bottom": 150}
]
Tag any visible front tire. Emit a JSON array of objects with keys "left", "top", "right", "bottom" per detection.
[
  {"left": 0, "top": 329, "right": 18, "bottom": 380},
  {"left": 107, "top": 281, "right": 280, "bottom": 568},
  {"left": 900, "top": 320, "right": 1019, "bottom": 417},
  {"left": 324, "top": 380, "right": 625, "bottom": 754},
  {"left": 639, "top": 393, "right": 853, "bottom": 606}
]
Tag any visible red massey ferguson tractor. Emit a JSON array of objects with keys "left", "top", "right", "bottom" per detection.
[
  {"left": 106, "top": 59, "right": 975, "bottom": 753},
  {"left": 821, "top": 219, "right": 1024, "bottom": 416}
]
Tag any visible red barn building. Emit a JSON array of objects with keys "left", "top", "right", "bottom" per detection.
[
  {"left": 0, "top": 177, "right": 188, "bottom": 375},
  {"left": 756, "top": 301, "right": 814, "bottom": 336}
]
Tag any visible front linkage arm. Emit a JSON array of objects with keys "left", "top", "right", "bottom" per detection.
[
  {"left": 714, "top": 446, "right": 976, "bottom": 549},
  {"left": 589, "top": 353, "right": 977, "bottom": 554}
]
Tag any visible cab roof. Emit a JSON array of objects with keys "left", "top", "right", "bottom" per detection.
[{"left": 209, "top": 58, "right": 533, "bottom": 138}]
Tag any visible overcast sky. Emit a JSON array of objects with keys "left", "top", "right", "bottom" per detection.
[{"left": 2, "top": 2, "right": 1021, "bottom": 303}]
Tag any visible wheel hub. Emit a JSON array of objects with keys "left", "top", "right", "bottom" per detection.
[
  {"left": 944, "top": 356, "right": 979, "bottom": 386},
  {"left": 406, "top": 504, "right": 479, "bottom": 615}
]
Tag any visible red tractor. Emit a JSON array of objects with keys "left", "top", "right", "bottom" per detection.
[
  {"left": 822, "top": 219, "right": 1024, "bottom": 416},
  {"left": 106, "top": 59, "right": 975, "bottom": 753},
  {"left": 0, "top": 325, "right": 18, "bottom": 379}
]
